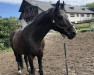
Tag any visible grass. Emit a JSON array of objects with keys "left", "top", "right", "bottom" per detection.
[{"left": 0, "top": 48, "right": 12, "bottom": 53}]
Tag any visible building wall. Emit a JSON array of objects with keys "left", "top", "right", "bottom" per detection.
[
  {"left": 22, "top": 13, "right": 94, "bottom": 29},
  {"left": 38, "top": 8, "right": 43, "bottom": 14},
  {"left": 67, "top": 13, "right": 94, "bottom": 23},
  {"left": 21, "top": 19, "right": 28, "bottom": 29}
]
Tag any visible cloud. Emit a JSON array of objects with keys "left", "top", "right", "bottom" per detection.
[
  {"left": 85, "top": 0, "right": 94, "bottom": 4},
  {"left": 0, "top": 0, "right": 94, "bottom": 5},
  {"left": 40, "top": 0, "right": 94, "bottom": 5},
  {"left": 0, "top": 0, "right": 22, "bottom": 4},
  {"left": 69, "top": 0, "right": 94, "bottom": 5}
]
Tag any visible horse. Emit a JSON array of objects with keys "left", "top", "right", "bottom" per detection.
[{"left": 10, "top": 1, "right": 77, "bottom": 75}]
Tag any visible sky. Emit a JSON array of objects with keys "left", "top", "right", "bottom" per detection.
[
  {"left": 0, "top": 2, "right": 20, "bottom": 18},
  {"left": 0, "top": 0, "right": 94, "bottom": 5},
  {"left": 0, "top": 0, "right": 94, "bottom": 18}
]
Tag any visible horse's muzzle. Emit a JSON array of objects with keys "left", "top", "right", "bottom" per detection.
[{"left": 67, "top": 31, "right": 76, "bottom": 40}]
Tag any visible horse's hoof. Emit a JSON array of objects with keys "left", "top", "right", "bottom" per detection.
[{"left": 18, "top": 70, "right": 22, "bottom": 74}]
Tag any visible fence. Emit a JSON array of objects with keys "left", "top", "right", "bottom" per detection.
[{"left": 75, "top": 22, "right": 94, "bottom": 33}]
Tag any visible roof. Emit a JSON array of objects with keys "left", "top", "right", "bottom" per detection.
[
  {"left": 65, "top": 5, "right": 94, "bottom": 14},
  {"left": 89, "top": 8, "right": 94, "bottom": 12},
  {"left": 19, "top": 0, "right": 94, "bottom": 14},
  {"left": 25, "top": 0, "right": 53, "bottom": 11}
]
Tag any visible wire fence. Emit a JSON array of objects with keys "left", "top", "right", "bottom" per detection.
[{"left": 75, "top": 22, "right": 94, "bottom": 33}]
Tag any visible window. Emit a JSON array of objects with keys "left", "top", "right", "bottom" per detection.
[
  {"left": 87, "top": 14, "right": 90, "bottom": 17},
  {"left": 30, "top": 6, "right": 38, "bottom": 15},
  {"left": 92, "top": 14, "right": 94, "bottom": 17},
  {"left": 82, "top": 8, "right": 85, "bottom": 10},
  {"left": 70, "top": 14, "right": 75, "bottom": 17},
  {"left": 33, "top": 6, "right": 38, "bottom": 12},
  {"left": 69, "top": 7, "right": 74, "bottom": 9},
  {"left": 81, "top": 14, "right": 84, "bottom": 17},
  {"left": 76, "top": 14, "right": 79, "bottom": 17}
]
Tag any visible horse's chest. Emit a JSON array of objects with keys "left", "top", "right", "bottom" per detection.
[{"left": 25, "top": 44, "right": 43, "bottom": 56}]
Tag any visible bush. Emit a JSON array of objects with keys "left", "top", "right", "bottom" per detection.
[
  {"left": 83, "top": 19, "right": 94, "bottom": 23},
  {"left": 0, "top": 17, "right": 19, "bottom": 50}
]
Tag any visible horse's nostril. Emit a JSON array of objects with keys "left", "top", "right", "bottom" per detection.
[{"left": 72, "top": 32, "right": 76, "bottom": 36}]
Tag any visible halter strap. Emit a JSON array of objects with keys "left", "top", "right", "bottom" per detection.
[{"left": 53, "top": 21, "right": 73, "bottom": 32}]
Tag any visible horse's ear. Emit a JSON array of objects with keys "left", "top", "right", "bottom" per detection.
[
  {"left": 61, "top": 1, "right": 65, "bottom": 10},
  {"left": 54, "top": 0, "right": 60, "bottom": 16}
]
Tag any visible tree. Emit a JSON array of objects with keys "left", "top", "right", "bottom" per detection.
[
  {"left": 9, "top": 16, "right": 18, "bottom": 19},
  {"left": 83, "top": 2, "right": 94, "bottom": 8},
  {"left": 0, "top": 16, "right": 19, "bottom": 50},
  {"left": 0, "top": 16, "right": 2, "bottom": 19}
]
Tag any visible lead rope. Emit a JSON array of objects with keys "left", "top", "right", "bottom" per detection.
[{"left": 62, "top": 35, "right": 68, "bottom": 75}]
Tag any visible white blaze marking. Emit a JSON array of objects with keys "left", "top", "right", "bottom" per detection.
[{"left": 73, "top": 26, "right": 77, "bottom": 34}]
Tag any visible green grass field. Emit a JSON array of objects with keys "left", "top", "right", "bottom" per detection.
[{"left": 0, "top": 48, "right": 12, "bottom": 53}]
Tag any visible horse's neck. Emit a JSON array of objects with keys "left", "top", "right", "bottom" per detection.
[{"left": 23, "top": 12, "right": 52, "bottom": 43}]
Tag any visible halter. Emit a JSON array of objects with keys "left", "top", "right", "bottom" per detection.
[{"left": 51, "top": 9, "right": 73, "bottom": 33}]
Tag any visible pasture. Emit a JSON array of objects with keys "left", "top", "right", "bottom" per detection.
[{"left": 0, "top": 32, "right": 94, "bottom": 75}]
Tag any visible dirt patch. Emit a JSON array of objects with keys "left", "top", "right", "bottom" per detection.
[{"left": 0, "top": 32, "right": 94, "bottom": 75}]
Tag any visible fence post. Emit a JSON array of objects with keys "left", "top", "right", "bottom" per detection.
[{"left": 89, "top": 22, "right": 91, "bottom": 32}]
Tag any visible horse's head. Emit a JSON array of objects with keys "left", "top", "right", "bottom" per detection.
[{"left": 51, "top": 0, "right": 77, "bottom": 39}]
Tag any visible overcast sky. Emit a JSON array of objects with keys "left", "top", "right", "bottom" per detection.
[{"left": 0, "top": 0, "right": 94, "bottom": 5}]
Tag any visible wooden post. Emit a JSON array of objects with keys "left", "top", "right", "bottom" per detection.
[{"left": 89, "top": 22, "right": 91, "bottom": 32}]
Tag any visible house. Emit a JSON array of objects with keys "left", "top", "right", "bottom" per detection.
[
  {"left": 89, "top": 8, "right": 94, "bottom": 12},
  {"left": 65, "top": 5, "right": 94, "bottom": 23},
  {"left": 19, "top": 0, "right": 94, "bottom": 28},
  {"left": 19, "top": 0, "right": 52, "bottom": 28}
]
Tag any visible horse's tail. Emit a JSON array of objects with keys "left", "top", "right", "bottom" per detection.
[
  {"left": 10, "top": 31, "right": 24, "bottom": 70},
  {"left": 10, "top": 30, "right": 16, "bottom": 47}
]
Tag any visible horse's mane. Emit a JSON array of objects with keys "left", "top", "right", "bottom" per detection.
[
  {"left": 24, "top": 8, "right": 53, "bottom": 31},
  {"left": 32, "top": 12, "right": 46, "bottom": 22},
  {"left": 31, "top": 8, "right": 53, "bottom": 23}
]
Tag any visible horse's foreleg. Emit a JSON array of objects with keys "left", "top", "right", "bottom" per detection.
[
  {"left": 37, "top": 53, "right": 43, "bottom": 75},
  {"left": 24, "top": 55, "right": 30, "bottom": 72},
  {"left": 28, "top": 55, "right": 35, "bottom": 75}
]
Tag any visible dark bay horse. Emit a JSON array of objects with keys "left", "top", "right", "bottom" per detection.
[{"left": 10, "top": 1, "right": 77, "bottom": 75}]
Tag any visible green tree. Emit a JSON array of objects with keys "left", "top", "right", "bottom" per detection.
[
  {"left": 0, "top": 16, "right": 2, "bottom": 19},
  {"left": 9, "top": 16, "right": 18, "bottom": 19},
  {"left": 83, "top": 2, "right": 94, "bottom": 8},
  {"left": 0, "top": 16, "right": 19, "bottom": 50}
]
